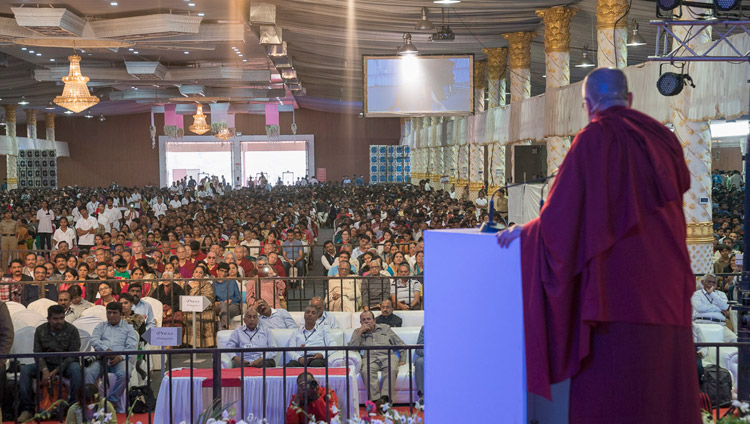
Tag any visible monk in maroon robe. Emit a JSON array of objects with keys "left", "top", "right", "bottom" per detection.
[{"left": 498, "top": 68, "right": 701, "bottom": 423}]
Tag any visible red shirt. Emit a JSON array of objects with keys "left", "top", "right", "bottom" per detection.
[
  {"left": 285, "top": 388, "right": 338, "bottom": 424},
  {"left": 238, "top": 258, "right": 255, "bottom": 276}
]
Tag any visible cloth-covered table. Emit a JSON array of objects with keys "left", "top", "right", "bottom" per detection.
[{"left": 153, "top": 367, "right": 360, "bottom": 424}]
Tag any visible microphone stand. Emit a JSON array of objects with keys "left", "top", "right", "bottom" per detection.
[{"left": 479, "top": 173, "right": 557, "bottom": 233}]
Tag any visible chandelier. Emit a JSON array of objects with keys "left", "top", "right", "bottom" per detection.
[
  {"left": 215, "top": 126, "right": 235, "bottom": 141},
  {"left": 189, "top": 103, "right": 210, "bottom": 135},
  {"left": 53, "top": 55, "right": 99, "bottom": 113}
]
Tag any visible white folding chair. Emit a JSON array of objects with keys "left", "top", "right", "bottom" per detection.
[
  {"left": 81, "top": 305, "right": 107, "bottom": 321},
  {"left": 11, "top": 310, "right": 46, "bottom": 330},
  {"left": 140, "top": 297, "right": 163, "bottom": 327},
  {"left": 27, "top": 298, "right": 57, "bottom": 316},
  {"left": 5, "top": 301, "right": 26, "bottom": 316},
  {"left": 10, "top": 325, "right": 37, "bottom": 366}
]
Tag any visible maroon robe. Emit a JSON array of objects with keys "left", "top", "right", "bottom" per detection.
[{"left": 520, "top": 106, "right": 700, "bottom": 421}]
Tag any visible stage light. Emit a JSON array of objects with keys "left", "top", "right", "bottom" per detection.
[
  {"left": 657, "top": 71, "right": 695, "bottom": 96},
  {"left": 715, "top": 0, "right": 740, "bottom": 11},
  {"left": 657, "top": 0, "right": 682, "bottom": 11},
  {"left": 627, "top": 21, "right": 647, "bottom": 47},
  {"left": 397, "top": 33, "right": 419, "bottom": 56}
]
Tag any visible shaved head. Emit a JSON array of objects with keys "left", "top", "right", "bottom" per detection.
[{"left": 582, "top": 68, "right": 631, "bottom": 119}]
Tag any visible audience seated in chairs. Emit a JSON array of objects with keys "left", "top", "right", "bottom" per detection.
[
  {"left": 84, "top": 302, "right": 138, "bottom": 407},
  {"left": 375, "top": 299, "right": 402, "bottom": 328},
  {"left": 17, "top": 305, "right": 82, "bottom": 423},
  {"left": 348, "top": 310, "right": 405, "bottom": 408},
  {"left": 57, "top": 290, "right": 80, "bottom": 323},
  {"left": 327, "top": 260, "right": 360, "bottom": 313},
  {"left": 227, "top": 308, "right": 277, "bottom": 368},
  {"left": 67, "top": 285, "right": 93, "bottom": 316},
  {"left": 692, "top": 273, "right": 737, "bottom": 342},
  {"left": 415, "top": 325, "right": 424, "bottom": 401},
  {"left": 257, "top": 299, "right": 297, "bottom": 329},
  {"left": 310, "top": 296, "right": 339, "bottom": 329},
  {"left": 361, "top": 260, "right": 390, "bottom": 311},
  {"left": 285, "top": 372, "right": 339, "bottom": 424},
  {"left": 286, "top": 305, "right": 336, "bottom": 368},
  {"left": 214, "top": 262, "right": 242, "bottom": 329},
  {"left": 391, "top": 263, "right": 422, "bottom": 311},
  {"left": 127, "top": 283, "right": 156, "bottom": 331}
]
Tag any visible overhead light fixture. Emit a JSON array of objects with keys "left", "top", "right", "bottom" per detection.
[
  {"left": 64, "top": 110, "right": 74, "bottom": 115},
  {"left": 128, "top": 48, "right": 134, "bottom": 51},
  {"left": 242, "top": 59, "right": 247, "bottom": 62},
  {"left": 49, "top": 58, "right": 55, "bottom": 62},
  {"left": 433, "top": 0, "right": 460, "bottom": 3},
  {"left": 657, "top": 64, "right": 695, "bottom": 96},
  {"left": 99, "top": 114, "right": 106, "bottom": 122},
  {"left": 84, "top": 111, "right": 93, "bottom": 119},
  {"left": 29, "top": 50, "right": 35, "bottom": 54},
  {"left": 397, "top": 33, "right": 419, "bottom": 56},
  {"left": 18, "top": 97, "right": 29, "bottom": 106},
  {"left": 133, "top": 51, "right": 139, "bottom": 54},
  {"left": 184, "top": 51, "right": 190, "bottom": 54},
  {"left": 110, "top": 1, "right": 118, "bottom": 5},
  {"left": 429, "top": 8, "right": 455, "bottom": 42},
  {"left": 36, "top": 53, "right": 42, "bottom": 56},
  {"left": 188, "top": 3, "right": 196, "bottom": 6},
  {"left": 189, "top": 103, "right": 211, "bottom": 135},
  {"left": 415, "top": 7, "right": 435, "bottom": 31},
  {"left": 53, "top": 55, "right": 100, "bottom": 113},
  {"left": 21, "top": 47, "right": 27, "bottom": 51},
  {"left": 626, "top": 20, "right": 647, "bottom": 47},
  {"left": 215, "top": 126, "right": 234, "bottom": 141},
  {"left": 198, "top": 13, "right": 205, "bottom": 16},
  {"left": 45, "top": 101, "right": 55, "bottom": 110},
  {"left": 574, "top": 45, "right": 595, "bottom": 68}
]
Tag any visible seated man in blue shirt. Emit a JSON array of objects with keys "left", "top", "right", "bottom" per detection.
[
  {"left": 214, "top": 263, "right": 242, "bottom": 329},
  {"left": 84, "top": 302, "right": 139, "bottom": 405},
  {"left": 227, "top": 308, "right": 277, "bottom": 368},
  {"left": 128, "top": 283, "right": 155, "bottom": 332},
  {"left": 286, "top": 305, "right": 337, "bottom": 368}
]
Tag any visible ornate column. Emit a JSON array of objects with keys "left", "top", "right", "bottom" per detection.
[
  {"left": 25, "top": 109, "right": 37, "bottom": 139},
  {"left": 3, "top": 105, "right": 17, "bottom": 190},
  {"left": 671, "top": 3, "right": 713, "bottom": 274},
  {"left": 537, "top": 6, "right": 576, "bottom": 175},
  {"left": 45, "top": 113, "right": 55, "bottom": 141},
  {"left": 596, "top": 0, "right": 629, "bottom": 69},
  {"left": 473, "top": 60, "right": 487, "bottom": 114},
  {"left": 482, "top": 47, "right": 508, "bottom": 109},
  {"left": 503, "top": 32, "right": 535, "bottom": 103}
]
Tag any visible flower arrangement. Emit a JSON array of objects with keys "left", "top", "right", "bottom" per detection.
[{"left": 702, "top": 400, "right": 750, "bottom": 424}]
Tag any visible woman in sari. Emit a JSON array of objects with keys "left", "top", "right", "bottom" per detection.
[{"left": 185, "top": 265, "right": 216, "bottom": 347}]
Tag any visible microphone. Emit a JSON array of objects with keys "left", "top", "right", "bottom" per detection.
[{"left": 479, "top": 173, "right": 557, "bottom": 234}]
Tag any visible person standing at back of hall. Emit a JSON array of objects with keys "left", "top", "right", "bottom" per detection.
[{"left": 36, "top": 200, "right": 54, "bottom": 251}]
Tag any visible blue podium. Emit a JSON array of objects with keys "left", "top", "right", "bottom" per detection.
[{"left": 424, "top": 229, "right": 569, "bottom": 424}]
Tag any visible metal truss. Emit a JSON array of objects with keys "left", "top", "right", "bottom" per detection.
[{"left": 648, "top": 19, "right": 750, "bottom": 61}]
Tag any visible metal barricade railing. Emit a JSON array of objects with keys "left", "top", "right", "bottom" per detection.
[{"left": 0, "top": 344, "right": 423, "bottom": 424}]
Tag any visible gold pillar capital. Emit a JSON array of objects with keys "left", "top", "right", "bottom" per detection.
[
  {"left": 596, "top": 0, "right": 629, "bottom": 29},
  {"left": 3, "top": 105, "right": 17, "bottom": 122},
  {"left": 25, "top": 109, "right": 37, "bottom": 124},
  {"left": 482, "top": 47, "right": 508, "bottom": 80},
  {"left": 686, "top": 222, "right": 714, "bottom": 244},
  {"left": 536, "top": 6, "right": 577, "bottom": 53},
  {"left": 45, "top": 113, "right": 55, "bottom": 129},
  {"left": 473, "top": 60, "right": 487, "bottom": 91},
  {"left": 502, "top": 32, "right": 536, "bottom": 69}
]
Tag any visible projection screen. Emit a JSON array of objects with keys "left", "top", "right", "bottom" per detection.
[{"left": 364, "top": 55, "right": 474, "bottom": 117}]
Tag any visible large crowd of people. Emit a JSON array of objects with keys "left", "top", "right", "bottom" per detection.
[{"left": 0, "top": 177, "right": 493, "bottom": 421}]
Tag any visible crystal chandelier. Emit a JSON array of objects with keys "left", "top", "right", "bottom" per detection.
[
  {"left": 215, "top": 126, "right": 235, "bottom": 141},
  {"left": 53, "top": 55, "right": 99, "bottom": 113},
  {"left": 189, "top": 103, "right": 210, "bottom": 135}
]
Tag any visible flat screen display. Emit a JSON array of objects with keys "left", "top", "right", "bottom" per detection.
[{"left": 364, "top": 55, "right": 473, "bottom": 117}]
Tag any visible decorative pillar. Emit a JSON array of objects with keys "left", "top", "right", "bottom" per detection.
[
  {"left": 503, "top": 32, "right": 535, "bottom": 182},
  {"left": 3, "top": 105, "right": 17, "bottom": 190},
  {"left": 503, "top": 32, "right": 535, "bottom": 103},
  {"left": 596, "top": 0, "right": 629, "bottom": 69},
  {"left": 469, "top": 144, "right": 484, "bottom": 197},
  {"left": 44, "top": 113, "right": 55, "bottom": 141},
  {"left": 537, "top": 6, "right": 576, "bottom": 174},
  {"left": 25, "top": 109, "right": 37, "bottom": 139},
  {"left": 671, "top": 3, "right": 713, "bottom": 274},
  {"left": 483, "top": 48, "right": 508, "bottom": 109},
  {"left": 473, "top": 60, "right": 487, "bottom": 114}
]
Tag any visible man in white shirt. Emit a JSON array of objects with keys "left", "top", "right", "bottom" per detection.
[
  {"left": 76, "top": 208, "right": 98, "bottom": 249},
  {"left": 256, "top": 299, "right": 297, "bottom": 329},
  {"left": 71, "top": 199, "right": 84, "bottom": 224},
  {"left": 36, "top": 201, "right": 55, "bottom": 250},
  {"left": 153, "top": 196, "right": 168, "bottom": 218},
  {"left": 286, "top": 305, "right": 337, "bottom": 367},
  {"left": 309, "top": 296, "right": 339, "bottom": 329},
  {"left": 227, "top": 308, "right": 277, "bottom": 368},
  {"left": 52, "top": 217, "right": 76, "bottom": 250},
  {"left": 691, "top": 273, "right": 737, "bottom": 343},
  {"left": 104, "top": 197, "right": 122, "bottom": 232},
  {"left": 169, "top": 196, "right": 182, "bottom": 209},
  {"left": 86, "top": 195, "right": 99, "bottom": 215}
]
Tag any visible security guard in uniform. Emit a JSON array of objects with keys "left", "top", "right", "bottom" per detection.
[{"left": 0, "top": 210, "right": 18, "bottom": 272}]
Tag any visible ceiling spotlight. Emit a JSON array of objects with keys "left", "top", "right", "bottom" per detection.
[
  {"left": 84, "top": 112, "right": 93, "bottom": 119},
  {"left": 433, "top": 0, "right": 461, "bottom": 3},
  {"left": 198, "top": 12, "right": 205, "bottom": 16},
  {"left": 415, "top": 7, "right": 435, "bottom": 31},
  {"left": 242, "top": 59, "right": 247, "bottom": 62},
  {"left": 49, "top": 58, "right": 55, "bottom": 62},
  {"left": 627, "top": 20, "right": 647, "bottom": 47},
  {"left": 36, "top": 53, "right": 42, "bottom": 56},
  {"left": 21, "top": 47, "right": 27, "bottom": 51},
  {"left": 397, "top": 33, "right": 419, "bottom": 56},
  {"left": 110, "top": 1, "right": 118, "bottom": 5},
  {"left": 657, "top": 65, "right": 695, "bottom": 96},
  {"left": 188, "top": 3, "right": 196, "bottom": 6},
  {"left": 29, "top": 50, "right": 35, "bottom": 54},
  {"left": 45, "top": 101, "right": 55, "bottom": 110},
  {"left": 184, "top": 51, "right": 190, "bottom": 54},
  {"left": 18, "top": 96, "right": 29, "bottom": 106},
  {"left": 99, "top": 114, "right": 106, "bottom": 122},
  {"left": 128, "top": 48, "right": 134, "bottom": 51},
  {"left": 574, "top": 45, "right": 595, "bottom": 68},
  {"left": 64, "top": 110, "right": 74, "bottom": 115},
  {"left": 133, "top": 51, "right": 139, "bottom": 54}
]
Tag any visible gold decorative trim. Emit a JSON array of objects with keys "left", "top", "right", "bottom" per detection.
[
  {"left": 45, "top": 113, "right": 55, "bottom": 129},
  {"left": 686, "top": 222, "right": 713, "bottom": 244},
  {"left": 3, "top": 105, "right": 17, "bottom": 122},
  {"left": 482, "top": 47, "right": 509, "bottom": 80},
  {"left": 25, "top": 109, "right": 37, "bottom": 126},
  {"left": 502, "top": 32, "right": 536, "bottom": 69},
  {"left": 536, "top": 6, "right": 577, "bottom": 53},
  {"left": 469, "top": 182, "right": 484, "bottom": 191},
  {"left": 596, "top": 0, "right": 629, "bottom": 29},
  {"left": 473, "top": 60, "right": 487, "bottom": 91},
  {"left": 457, "top": 179, "right": 469, "bottom": 186}
]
